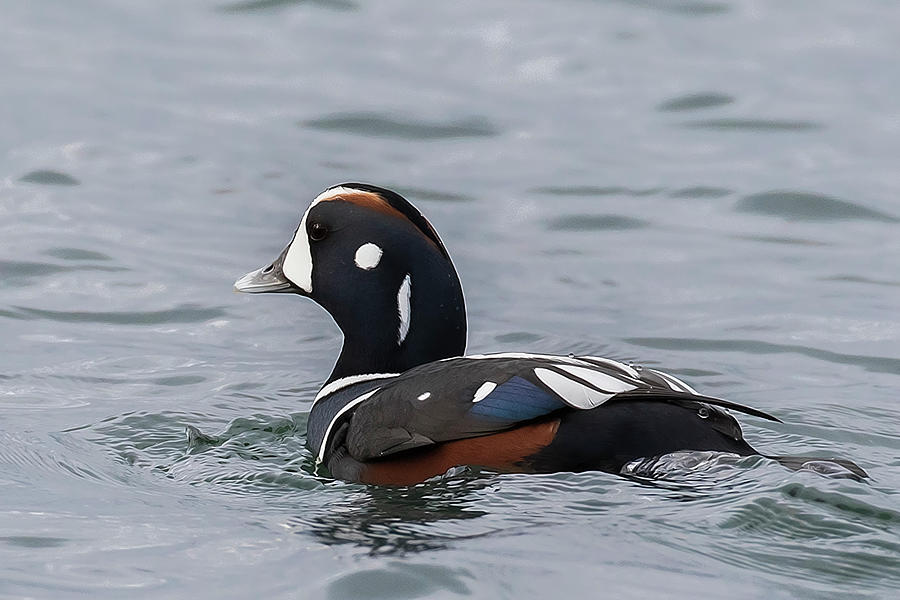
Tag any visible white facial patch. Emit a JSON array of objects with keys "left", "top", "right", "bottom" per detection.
[
  {"left": 397, "top": 274, "right": 411, "bottom": 345},
  {"left": 282, "top": 206, "right": 315, "bottom": 293},
  {"left": 472, "top": 381, "right": 496, "bottom": 403},
  {"left": 417, "top": 392, "right": 431, "bottom": 401},
  {"left": 354, "top": 243, "right": 383, "bottom": 270},
  {"left": 282, "top": 185, "right": 363, "bottom": 294}
]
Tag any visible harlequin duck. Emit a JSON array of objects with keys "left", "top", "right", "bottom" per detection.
[{"left": 234, "top": 183, "right": 866, "bottom": 485}]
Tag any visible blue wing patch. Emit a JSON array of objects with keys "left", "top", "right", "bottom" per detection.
[{"left": 468, "top": 376, "right": 566, "bottom": 422}]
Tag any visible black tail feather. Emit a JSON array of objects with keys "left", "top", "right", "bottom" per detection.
[{"left": 610, "top": 389, "right": 782, "bottom": 423}]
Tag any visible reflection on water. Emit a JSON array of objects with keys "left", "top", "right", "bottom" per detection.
[{"left": 297, "top": 476, "right": 492, "bottom": 555}]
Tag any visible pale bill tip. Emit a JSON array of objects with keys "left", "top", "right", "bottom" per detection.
[
  {"left": 234, "top": 268, "right": 263, "bottom": 292},
  {"left": 233, "top": 266, "right": 293, "bottom": 294}
]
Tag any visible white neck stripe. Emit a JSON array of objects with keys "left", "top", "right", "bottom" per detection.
[
  {"left": 314, "top": 372, "right": 399, "bottom": 403},
  {"left": 397, "top": 274, "right": 412, "bottom": 345}
]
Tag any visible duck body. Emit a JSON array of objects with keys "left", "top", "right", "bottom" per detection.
[
  {"left": 307, "top": 354, "right": 764, "bottom": 485},
  {"left": 235, "top": 183, "right": 866, "bottom": 484}
]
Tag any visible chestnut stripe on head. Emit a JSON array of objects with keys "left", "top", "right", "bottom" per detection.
[{"left": 332, "top": 183, "right": 452, "bottom": 260}]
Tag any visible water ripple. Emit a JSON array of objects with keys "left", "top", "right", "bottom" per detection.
[
  {"left": 302, "top": 112, "right": 499, "bottom": 140},
  {"left": 625, "top": 336, "right": 900, "bottom": 375},
  {"left": 6, "top": 304, "right": 226, "bottom": 324},
  {"left": 684, "top": 119, "right": 821, "bottom": 131},
  {"left": 669, "top": 186, "right": 732, "bottom": 199},
  {"left": 658, "top": 92, "right": 734, "bottom": 112},
  {"left": 18, "top": 170, "right": 80, "bottom": 186},
  {"left": 546, "top": 214, "right": 649, "bottom": 231},
  {"left": 737, "top": 191, "right": 899, "bottom": 223},
  {"left": 218, "top": 0, "right": 356, "bottom": 12},
  {"left": 621, "top": 0, "right": 730, "bottom": 15},
  {"left": 391, "top": 186, "right": 473, "bottom": 203},
  {"left": 325, "top": 562, "right": 472, "bottom": 599},
  {"left": 0, "top": 260, "right": 127, "bottom": 281},
  {"left": 43, "top": 248, "right": 113, "bottom": 261},
  {"left": 533, "top": 185, "right": 662, "bottom": 197}
]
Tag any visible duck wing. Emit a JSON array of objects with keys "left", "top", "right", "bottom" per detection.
[{"left": 343, "top": 353, "right": 778, "bottom": 461}]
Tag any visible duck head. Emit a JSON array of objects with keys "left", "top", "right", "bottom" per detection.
[{"left": 235, "top": 183, "right": 467, "bottom": 383}]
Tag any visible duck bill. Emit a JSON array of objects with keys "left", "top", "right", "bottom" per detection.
[{"left": 234, "top": 245, "right": 299, "bottom": 294}]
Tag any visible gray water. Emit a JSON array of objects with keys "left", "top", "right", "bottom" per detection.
[{"left": 2, "top": 1, "right": 900, "bottom": 598}]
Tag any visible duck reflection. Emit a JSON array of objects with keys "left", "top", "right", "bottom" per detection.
[{"left": 293, "top": 470, "right": 494, "bottom": 555}]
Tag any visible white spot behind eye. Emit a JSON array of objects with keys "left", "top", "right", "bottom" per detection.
[
  {"left": 417, "top": 392, "right": 431, "bottom": 401},
  {"left": 397, "top": 274, "right": 411, "bottom": 345},
  {"left": 472, "top": 381, "right": 496, "bottom": 403},
  {"left": 354, "top": 243, "right": 383, "bottom": 270}
]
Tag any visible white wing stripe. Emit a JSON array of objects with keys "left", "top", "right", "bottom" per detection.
[
  {"left": 462, "top": 353, "right": 643, "bottom": 381},
  {"left": 534, "top": 368, "right": 612, "bottom": 409},
  {"left": 648, "top": 369, "right": 699, "bottom": 395},
  {"left": 555, "top": 365, "right": 638, "bottom": 394},
  {"left": 576, "top": 355, "right": 642, "bottom": 380}
]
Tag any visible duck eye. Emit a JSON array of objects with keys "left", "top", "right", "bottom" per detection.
[{"left": 309, "top": 222, "right": 328, "bottom": 242}]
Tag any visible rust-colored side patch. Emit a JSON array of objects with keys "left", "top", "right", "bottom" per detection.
[{"left": 359, "top": 419, "right": 561, "bottom": 486}]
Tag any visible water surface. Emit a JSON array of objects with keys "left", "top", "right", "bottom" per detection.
[{"left": 2, "top": 1, "right": 900, "bottom": 598}]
